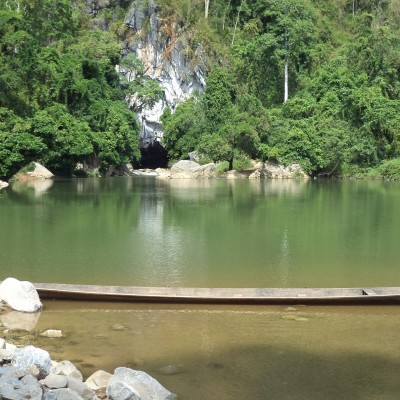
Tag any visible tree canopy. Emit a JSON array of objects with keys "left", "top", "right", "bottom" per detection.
[{"left": 1, "top": 0, "right": 400, "bottom": 179}]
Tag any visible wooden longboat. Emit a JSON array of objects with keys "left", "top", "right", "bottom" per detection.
[{"left": 32, "top": 283, "right": 400, "bottom": 305}]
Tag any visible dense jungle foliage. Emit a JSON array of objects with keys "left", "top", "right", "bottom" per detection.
[{"left": 1, "top": 0, "right": 400, "bottom": 179}]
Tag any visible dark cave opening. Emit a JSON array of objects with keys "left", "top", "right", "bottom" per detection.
[{"left": 139, "top": 141, "right": 169, "bottom": 169}]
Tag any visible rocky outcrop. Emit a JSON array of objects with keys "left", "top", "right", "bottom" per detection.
[
  {"left": 157, "top": 160, "right": 216, "bottom": 179},
  {"left": 0, "top": 277, "right": 42, "bottom": 313},
  {"left": 248, "top": 162, "right": 308, "bottom": 179},
  {"left": 0, "top": 180, "right": 8, "bottom": 190},
  {"left": 0, "top": 340, "right": 177, "bottom": 400},
  {"left": 122, "top": 0, "right": 206, "bottom": 147},
  {"left": 15, "top": 162, "right": 54, "bottom": 180}
]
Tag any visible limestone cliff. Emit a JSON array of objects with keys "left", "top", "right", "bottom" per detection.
[{"left": 122, "top": 0, "right": 206, "bottom": 147}]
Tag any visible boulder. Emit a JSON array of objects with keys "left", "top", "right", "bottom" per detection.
[
  {"left": 0, "top": 180, "right": 9, "bottom": 190},
  {"left": 23, "top": 162, "right": 54, "bottom": 179},
  {"left": 11, "top": 345, "right": 52, "bottom": 379},
  {"left": 107, "top": 367, "right": 176, "bottom": 400},
  {"left": 85, "top": 370, "right": 113, "bottom": 390},
  {"left": 167, "top": 160, "right": 216, "bottom": 179},
  {"left": 0, "top": 277, "right": 42, "bottom": 313},
  {"left": 15, "top": 382, "right": 43, "bottom": 400},
  {"left": 0, "top": 343, "right": 17, "bottom": 361},
  {"left": 52, "top": 360, "right": 83, "bottom": 381},
  {"left": 42, "top": 387, "right": 85, "bottom": 400},
  {"left": 67, "top": 377, "right": 95, "bottom": 400},
  {"left": 41, "top": 374, "right": 68, "bottom": 389}
]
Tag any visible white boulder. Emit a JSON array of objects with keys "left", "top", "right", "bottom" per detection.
[{"left": 0, "top": 277, "right": 42, "bottom": 313}]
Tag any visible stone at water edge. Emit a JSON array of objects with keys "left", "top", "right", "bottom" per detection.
[
  {"left": 40, "top": 373, "right": 68, "bottom": 389},
  {"left": 0, "top": 180, "right": 9, "bottom": 190},
  {"left": 11, "top": 345, "right": 52, "bottom": 379},
  {"left": 107, "top": 367, "right": 177, "bottom": 400},
  {"left": 51, "top": 360, "right": 84, "bottom": 381},
  {"left": 42, "top": 388, "right": 85, "bottom": 400},
  {"left": 0, "top": 277, "right": 42, "bottom": 313},
  {"left": 66, "top": 376, "right": 95, "bottom": 400},
  {"left": 85, "top": 370, "right": 113, "bottom": 390}
]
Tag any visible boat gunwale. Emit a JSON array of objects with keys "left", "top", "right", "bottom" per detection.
[{"left": 31, "top": 283, "right": 400, "bottom": 305}]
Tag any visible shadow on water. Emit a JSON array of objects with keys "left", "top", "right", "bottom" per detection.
[{"left": 162, "top": 344, "right": 400, "bottom": 400}]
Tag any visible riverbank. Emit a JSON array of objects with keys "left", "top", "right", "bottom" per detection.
[{"left": 0, "top": 334, "right": 176, "bottom": 400}]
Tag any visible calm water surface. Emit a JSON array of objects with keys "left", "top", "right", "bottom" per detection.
[{"left": 0, "top": 177, "right": 399, "bottom": 287}]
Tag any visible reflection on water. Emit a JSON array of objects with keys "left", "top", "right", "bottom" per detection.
[
  {"left": 2, "top": 301, "right": 399, "bottom": 400},
  {"left": 1, "top": 178, "right": 400, "bottom": 288}
]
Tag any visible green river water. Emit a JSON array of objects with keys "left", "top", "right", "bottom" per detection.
[{"left": 0, "top": 177, "right": 400, "bottom": 399}]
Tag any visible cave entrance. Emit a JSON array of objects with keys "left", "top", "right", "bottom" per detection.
[{"left": 139, "top": 141, "right": 168, "bottom": 169}]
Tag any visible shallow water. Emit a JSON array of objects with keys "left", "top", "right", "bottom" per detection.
[{"left": 2, "top": 301, "right": 399, "bottom": 400}]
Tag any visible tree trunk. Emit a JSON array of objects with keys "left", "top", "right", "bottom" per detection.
[
  {"left": 228, "top": 158, "right": 234, "bottom": 171},
  {"left": 231, "top": 0, "right": 244, "bottom": 46},
  {"left": 284, "top": 34, "right": 289, "bottom": 103},
  {"left": 205, "top": 0, "right": 210, "bottom": 19}
]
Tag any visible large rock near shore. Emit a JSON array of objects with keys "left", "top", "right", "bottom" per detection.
[
  {"left": 249, "top": 162, "right": 308, "bottom": 179},
  {"left": 0, "top": 277, "right": 42, "bottom": 313},
  {"left": 107, "top": 367, "right": 177, "bottom": 400},
  {"left": 157, "top": 160, "right": 216, "bottom": 179},
  {"left": 16, "top": 162, "right": 54, "bottom": 180},
  {"left": 11, "top": 345, "right": 52, "bottom": 379}
]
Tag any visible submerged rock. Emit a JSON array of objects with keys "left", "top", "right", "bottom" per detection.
[
  {"left": 40, "top": 329, "right": 64, "bottom": 338},
  {"left": 0, "top": 277, "right": 42, "bottom": 313}
]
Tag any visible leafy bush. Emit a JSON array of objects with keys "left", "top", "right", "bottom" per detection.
[{"left": 374, "top": 159, "right": 400, "bottom": 180}]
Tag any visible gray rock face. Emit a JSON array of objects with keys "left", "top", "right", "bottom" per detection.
[
  {"left": 0, "top": 277, "right": 42, "bottom": 313},
  {"left": 107, "top": 367, "right": 177, "bottom": 400},
  {"left": 122, "top": 0, "right": 206, "bottom": 148},
  {"left": 11, "top": 346, "right": 52, "bottom": 379}
]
